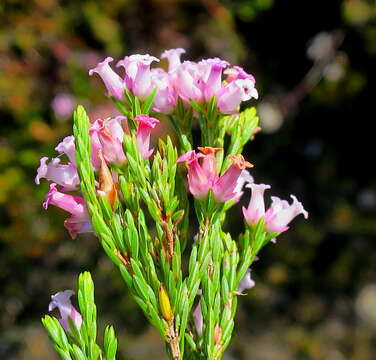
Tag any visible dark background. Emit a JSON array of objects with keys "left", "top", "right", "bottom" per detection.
[{"left": 0, "top": 0, "right": 375, "bottom": 359}]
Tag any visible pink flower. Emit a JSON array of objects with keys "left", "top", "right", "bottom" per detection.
[
  {"left": 242, "top": 183, "right": 271, "bottom": 226},
  {"left": 178, "top": 149, "right": 253, "bottom": 203},
  {"left": 174, "top": 61, "right": 202, "bottom": 102},
  {"left": 134, "top": 114, "right": 159, "bottom": 158},
  {"left": 177, "top": 148, "right": 221, "bottom": 199},
  {"left": 238, "top": 269, "right": 255, "bottom": 294},
  {"left": 151, "top": 69, "right": 177, "bottom": 114},
  {"left": 105, "top": 116, "right": 127, "bottom": 141},
  {"left": 89, "top": 57, "right": 125, "bottom": 100},
  {"left": 199, "top": 58, "right": 229, "bottom": 101},
  {"left": 43, "top": 183, "right": 92, "bottom": 239},
  {"left": 89, "top": 117, "right": 126, "bottom": 165},
  {"left": 35, "top": 157, "right": 79, "bottom": 191},
  {"left": 161, "top": 48, "right": 186, "bottom": 72},
  {"left": 49, "top": 290, "right": 82, "bottom": 332},
  {"left": 55, "top": 136, "right": 76, "bottom": 165},
  {"left": 217, "top": 78, "right": 258, "bottom": 114},
  {"left": 224, "top": 66, "right": 255, "bottom": 83},
  {"left": 212, "top": 154, "right": 253, "bottom": 203},
  {"left": 197, "top": 147, "right": 222, "bottom": 184},
  {"left": 117, "top": 54, "right": 159, "bottom": 99},
  {"left": 233, "top": 169, "right": 254, "bottom": 201},
  {"left": 264, "top": 195, "right": 308, "bottom": 233}
]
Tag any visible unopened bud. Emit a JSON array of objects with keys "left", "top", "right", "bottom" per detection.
[
  {"left": 159, "top": 285, "right": 173, "bottom": 322},
  {"left": 214, "top": 323, "right": 222, "bottom": 345}
]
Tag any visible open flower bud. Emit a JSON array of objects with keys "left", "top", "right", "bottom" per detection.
[{"left": 48, "top": 290, "right": 82, "bottom": 332}]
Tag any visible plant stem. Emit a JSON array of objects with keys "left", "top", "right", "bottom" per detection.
[{"left": 167, "top": 322, "right": 181, "bottom": 360}]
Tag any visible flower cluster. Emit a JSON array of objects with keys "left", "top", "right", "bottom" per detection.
[
  {"left": 39, "top": 48, "right": 309, "bottom": 360},
  {"left": 89, "top": 48, "right": 258, "bottom": 114},
  {"left": 36, "top": 114, "right": 159, "bottom": 238}
]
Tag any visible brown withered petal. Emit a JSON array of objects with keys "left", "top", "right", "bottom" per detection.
[
  {"left": 98, "top": 151, "right": 118, "bottom": 209},
  {"left": 197, "top": 146, "right": 223, "bottom": 155},
  {"left": 228, "top": 154, "right": 253, "bottom": 169}
]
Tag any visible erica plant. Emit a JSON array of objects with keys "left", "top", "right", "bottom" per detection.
[{"left": 38, "top": 48, "right": 307, "bottom": 360}]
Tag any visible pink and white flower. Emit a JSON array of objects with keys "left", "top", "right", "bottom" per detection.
[
  {"left": 199, "top": 58, "right": 229, "bottom": 101},
  {"left": 35, "top": 157, "right": 79, "bottom": 191},
  {"left": 178, "top": 150, "right": 253, "bottom": 203},
  {"left": 89, "top": 117, "right": 127, "bottom": 165},
  {"left": 55, "top": 136, "right": 76, "bottom": 164},
  {"left": 217, "top": 78, "right": 258, "bottom": 114},
  {"left": 43, "top": 183, "right": 92, "bottom": 239},
  {"left": 89, "top": 57, "right": 125, "bottom": 100},
  {"left": 117, "top": 54, "right": 159, "bottom": 99},
  {"left": 174, "top": 61, "right": 203, "bottom": 102},
  {"left": 238, "top": 269, "right": 255, "bottom": 294},
  {"left": 177, "top": 148, "right": 221, "bottom": 199},
  {"left": 264, "top": 195, "right": 308, "bottom": 233},
  {"left": 161, "top": 48, "right": 186, "bottom": 73},
  {"left": 134, "top": 114, "right": 160, "bottom": 159},
  {"left": 151, "top": 69, "right": 177, "bottom": 114},
  {"left": 242, "top": 183, "right": 271, "bottom": 226},
  {"left": 233, "top": 169, "right": 254, "bottom": 201},
  {"left": 49, "top": 290, "right": 82, "bottom": 332}
]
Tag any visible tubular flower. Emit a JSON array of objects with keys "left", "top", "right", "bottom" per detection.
[
  {"left": 134, "top": 114, "right": 160, "bottom": 159},
  {"left": 175, "top": 61, "right": 203, "bottom": 102},
  {"left": 242, "top": 183, "right": 271, "bottom": 226},
  {"left": 35, "top": 157, "right": 79, "bottom": 191},
  {"left": 90, "top": 117, "right": 126, "bottom": 165},
  {"left": 161, "top": 48, "right": 186, "bottom": 73},
  {"left": 177, "top": 148, "right": 222, "bottom": 200},
  {"left": 197, "top": 147, "right": 222, "bottom": 184},
  {"left": 264, "top": 195, "right": 308, "bottom": 234},
  {"left": 217, "top": 78, "right": 258, "bottom": 114},
  {"left": 177, "top": 150, "right": 209, "bottom": 199},
  {"left": 49, "top": 290, "right": 82, "bottom": 332},
  {"left": 55, "top": 135, "right": 76, "bottom": 164},
  {"left": 89, "top": 51, "right": 258, "bottom": 114},
  {"left": 117, "top": 54, "right": 159, "bottom": 99},
  {"left": 212, "top": 154, "right": 253, "bottom": 203},
  {"left": 43, "top": 183, "right": 92, "bottom": 239},
  {"left": 233, "top": 169, "right": 254, "bottom": 201},
  {"left": 199, "top": 58, "right": 229, "bottom": 100},
  {"left": 238, "top": 269, "right": 255, "bottom": 294},
  {"left": 89, "top": 57, "right": 124, "bottom": 100},
  {"left": 151, "top": 69, "right": 177, "bottom": 114}
]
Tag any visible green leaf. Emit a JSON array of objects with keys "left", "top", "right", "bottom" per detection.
[
  {"left": 189, "top": 99, "right": 204, "bottom": 113},
  {"left": 142, "top": 88, "right": 158, "bottom": 114},
  {"left": 70, "top": 344, "right": 85, "bottom": 360},
  {"left": 103, "top": 326, "right": 118, "bottom": 360}
]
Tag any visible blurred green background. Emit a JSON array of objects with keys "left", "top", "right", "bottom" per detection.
[{"left": 0, "top": 0, "right": 375, "bottom": 359}]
